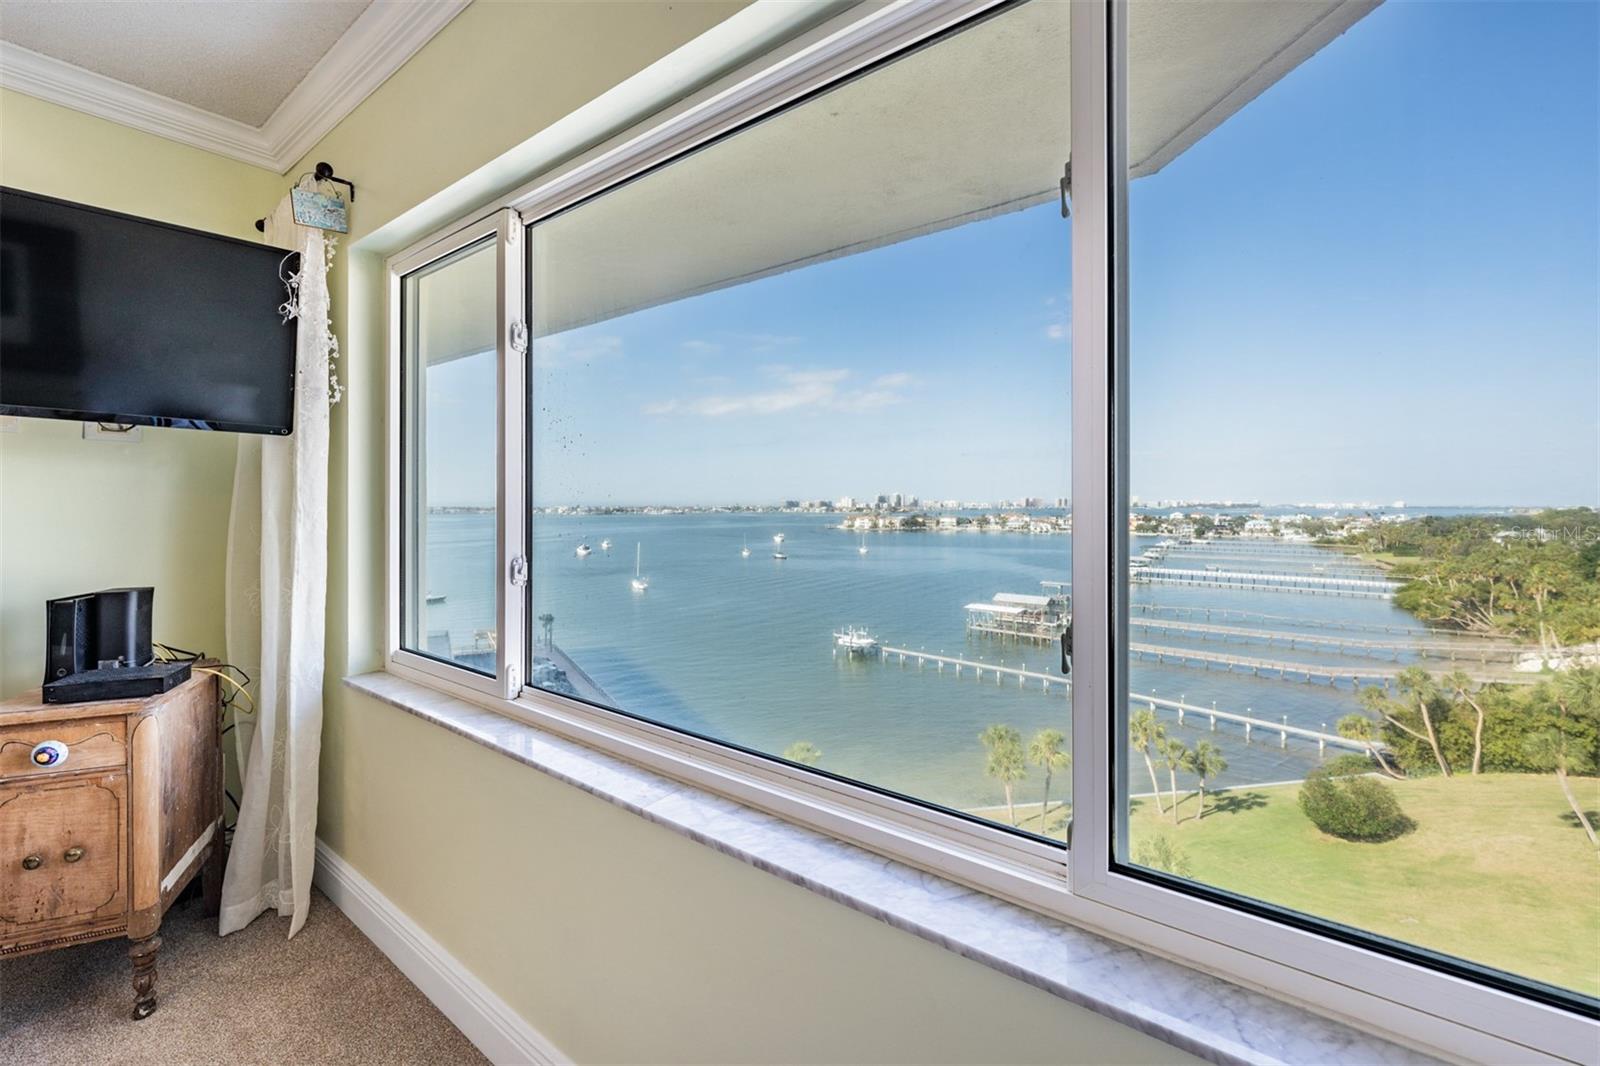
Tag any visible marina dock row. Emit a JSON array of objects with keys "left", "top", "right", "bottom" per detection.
[
  {"left": 1128, "top": 618, "right": 1520, "bottom": 663},
  {"left": 1129, "top": 602, "right": 1498, "bottom": 639},
  {"left": 1130, "top": 566, "right": 1398, "bottom": 598}
]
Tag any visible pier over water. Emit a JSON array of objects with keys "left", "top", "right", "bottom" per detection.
[{"left": 864, "top": 643, "right": 1381, "bottom": 754}]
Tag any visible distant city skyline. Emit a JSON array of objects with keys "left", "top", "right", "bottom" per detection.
[{"left": 426, "top": 1, "right": 1598, "bottom": 510}]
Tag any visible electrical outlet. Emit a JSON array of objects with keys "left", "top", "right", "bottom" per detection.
[{"left": 83, "top": 422, "right": 142, "bottom": 443}]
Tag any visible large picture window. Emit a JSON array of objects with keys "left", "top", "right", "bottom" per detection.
[
  {"left": 388, "top": 0, "right": 1600, "bottom": 1054},
  {"left": 1114, "top": 0, "right": 1598, "bottom": 1012},
  {"left": 526, "top": 0, "right": 1075, "bottom": 840}
]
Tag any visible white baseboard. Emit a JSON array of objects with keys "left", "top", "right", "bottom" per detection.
[{"left": 313, "top": 838, "right": 570, "bottom": 1066}]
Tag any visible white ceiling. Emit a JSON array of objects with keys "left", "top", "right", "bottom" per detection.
[
  {"left": 0, "top": 0, "right": 468, "bottom": 170},
  {"left": 0, "top": 0, "right": 371, "bottom": 126}
]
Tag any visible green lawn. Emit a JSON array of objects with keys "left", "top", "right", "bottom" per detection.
[{"left": 973, "top": 773, "right": 1600, "bottom": 997}]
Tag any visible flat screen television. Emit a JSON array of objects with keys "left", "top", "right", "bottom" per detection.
[{"left": 0, "top": 187, "right": 299, "bottom": 435}]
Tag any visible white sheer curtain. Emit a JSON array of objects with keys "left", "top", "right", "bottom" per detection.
[{"left": 220, "top": 192, "right": 338, "bottom": 938}]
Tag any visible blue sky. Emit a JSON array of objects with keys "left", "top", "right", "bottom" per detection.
[{"left": 430, "top": 0, "right": 1598, "bottom": 509}]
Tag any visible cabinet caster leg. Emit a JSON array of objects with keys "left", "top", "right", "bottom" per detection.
[{"left": 130, "top": 935, "right": 161, "bottom": 1019}]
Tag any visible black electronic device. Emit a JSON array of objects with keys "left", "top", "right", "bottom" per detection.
[
  {"left": 43, "top": 587, "right": 172, "bottom": 703},
  {"left": 43, "top": 661, "right": 191, "bottom": 704},
  {"left": 45, "top": 593, "right": 94, "bottom": 681},
  {"left": 0, "top": 186, "right": 298, "bottom": 435},
  {"left": 90, "top": 586, "right": 154, "bottom": 668}
]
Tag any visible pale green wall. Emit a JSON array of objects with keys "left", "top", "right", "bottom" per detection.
[
  {"left": 0, "top": 89, "right": 284, "bottom": 697},
  {"left": 327, "top": 690, "right": 1197, "bottom": 1065}
]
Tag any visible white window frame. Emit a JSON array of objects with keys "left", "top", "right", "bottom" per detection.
[
  {"left": 386, "top": 207, "right": 526, "bottom": 701},
  {"left": 381, "top": 2, "right": 1600, "bottom": 1060}
]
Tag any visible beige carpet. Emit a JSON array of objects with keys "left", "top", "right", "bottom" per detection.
[{"left": 0, "top": 889, "right": 488, "bottom": 1065}]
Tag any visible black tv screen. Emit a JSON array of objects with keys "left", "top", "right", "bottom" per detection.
[{"left": 0, "top": 187, "right": 298, "bottom": 435}]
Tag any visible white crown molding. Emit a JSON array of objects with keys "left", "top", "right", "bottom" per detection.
[
  {"left": 0, "top": 0, "right": 470, "bottom": 173},
  {"left": 0, "top": 38, "right": 276, "bottom": 167},
  {"left": 259, "top": 0, "right": 470, "bottom": 172}
]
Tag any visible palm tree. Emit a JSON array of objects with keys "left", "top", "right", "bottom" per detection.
[
  {"left": 1158, "top": 737, "right": 1188, "bottom": 824},
  {"left": 1128, "top": 707, "right": 1167, "bottom": 814},
  {"left": 1523, "top": 728, "right": 1598, "bottom": 849},
  {"left": 782, "top": 741, "right": 821, "bottom": 767},
  {"left": 1443, "top": 670, "right": 1487, "bottom": 775},
  {"left": 1359, "top": 669, "right": 1452, "bottom": 777},
  {"left": 1027, "top": 728, "right": 1070, "bottom": 832},
  {"left": 1336, "top": 713, "right": 1403, "bottom": 778},
  {"left": 980, "top": 724, "right": 1027, "bottom": 827},
  {"left": 537, "top": 613, "right": 555, "bottom": 649},
  {"left": 1553, "top": 668, "right": 1600, "bottom": 719},
  {"left": 1182, "top": 740, "right": 1228, "bottom": 821}
]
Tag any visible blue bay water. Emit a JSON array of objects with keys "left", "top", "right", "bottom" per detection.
[{"left": 421, "top": 512, "right": 1475, "bottom": 813}]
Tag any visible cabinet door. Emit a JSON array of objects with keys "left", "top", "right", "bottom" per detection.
[{"left": 0, "top": 773, "right": 127, "bottom": 940}]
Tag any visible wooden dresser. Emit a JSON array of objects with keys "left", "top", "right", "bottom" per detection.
[{"left": 0, "top": 671, "right": 222, "bottom": 1018}]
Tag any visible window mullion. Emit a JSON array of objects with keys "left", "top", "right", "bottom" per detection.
[
  {"left": 496, "top": 208, "right": 528, "bottom": 698},
  {"left": 1067, "top": 0, "right": 1117, "bottom": 896}
]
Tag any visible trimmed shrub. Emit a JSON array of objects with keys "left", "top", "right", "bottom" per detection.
[
  {"left": 1321, "top": 752, "right": 1379, "bottom": 778},
  {"left": 1298, "top": 769, "right": 1414, "bottom": 842}
]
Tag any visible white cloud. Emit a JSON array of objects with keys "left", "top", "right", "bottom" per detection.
[
  {"left": 679, "top": 339, "right": 722, "bottom": 355},
  {"left": 534, "top": 334, "right": 623, "bottom": 368},
  {"left": 645, "top": 367, "right": 913, "bottom": 418},
  {"left": 1045, "top": 322, "right": 1067, "bottom": 341}
]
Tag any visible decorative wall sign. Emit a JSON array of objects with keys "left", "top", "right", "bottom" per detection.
[{"left": 290, "top": 184, "right": 349, "bottom": 233}]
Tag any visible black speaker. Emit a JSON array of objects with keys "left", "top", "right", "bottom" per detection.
[
  {"left": 91, "top": 587, "right": 153, "bottom": 668},
  {"left": 45, "top": 594, "right": 94, "bottom": 682}
]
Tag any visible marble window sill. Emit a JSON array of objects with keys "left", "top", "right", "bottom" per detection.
[{"left": 344, "top": 671, "right": 1431, "bottom": 1066}]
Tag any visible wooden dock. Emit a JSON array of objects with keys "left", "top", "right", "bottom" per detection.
[
  {"left": 1129, "top": 691, "right": 1384, "bottom": 754},
  {"left": 876, "top": 645, "right": 1068, "bottom": 691},
  {"left": 1132, "top": 566, "right": 1398, "bottom": 599},
  {"left": 868, "top": 644, "right": 1377, "bottom": 752},
  {"left": 1130, "top": 602, "right": 1491, "bottom": 639},
  {"left": 1128, "top": 618, "right": 1520, "bottom": 664}
]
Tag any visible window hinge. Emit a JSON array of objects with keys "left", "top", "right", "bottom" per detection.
[
  {"left": 509, "top": 320, "right": 528, "bottom": 356},
  {"left": 506, "top": 663, "right": 521, "bottom": 692},
  {"left": 509, "top": 554, "right": 528, "bottom": 587},
  {"left": 1059, "top": 161, "right": 1071, "bottom": 218}
]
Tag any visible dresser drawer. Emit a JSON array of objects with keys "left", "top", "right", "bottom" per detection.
[
  {"left": 0, "top": 717, "right": 126, "bottom": 780},
  {"left": 0, "top": 772, "right": 127, "bottom": 939}
]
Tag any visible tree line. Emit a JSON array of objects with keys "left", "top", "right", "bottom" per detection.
[
  {"left": 1341, "top": 508, "right": 1600, "bottom": 650},
  {"left": 1349, "top": 665, "right": 1599, "bottom": 847}
]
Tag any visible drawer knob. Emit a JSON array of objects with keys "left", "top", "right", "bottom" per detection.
[
  {"left": 64, "top": 846, "right": 85, "bottom": 863},
  {"left": 30, "top": 740, "right": 69, "bottom": 768},
  {"left": 21, "top": 854, "right": 42, "bottom": 871}
]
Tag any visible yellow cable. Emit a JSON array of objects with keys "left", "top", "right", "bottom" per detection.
[{"left": 195, "top": 666, "right": 255, "bottom": 714}]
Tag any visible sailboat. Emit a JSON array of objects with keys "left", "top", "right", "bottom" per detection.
[
  {"left": 741, "top": 539, "right": 751, "bottom": 558},
  {"left": 857, "top": 534, "right": 869, "bottom": 555},
  {"left": 630, "top": 543, "right": 649, "bottom": 591},
  {"left": 600, "top": 539, "right": 613, "bottom": 551},
  {"left": 772, "top": 532, "right": 786, "bottom": 544},
  {"left": 574, "top": 543, "right": 592, "bottom": 558}
]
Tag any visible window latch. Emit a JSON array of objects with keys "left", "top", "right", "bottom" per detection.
[
  {"left": 509, "top": 554, "right": 528, "bottom": 587},
  {"left": 509, "top": 320, "right": 528, "bottom": 356},
  {"left": 1059, "top": 161, "right": 1071, "bottom": 219}
]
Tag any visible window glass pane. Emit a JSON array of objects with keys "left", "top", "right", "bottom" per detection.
[
  {"left": 529, "top": 1, "right": 1075, "bottom": 839},
  {"left": 1121, "top": 0, "right": 1599, "bottom": 1002},
  {"left": 400, "top": 236, "right": 499, "bottom": 672}
]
